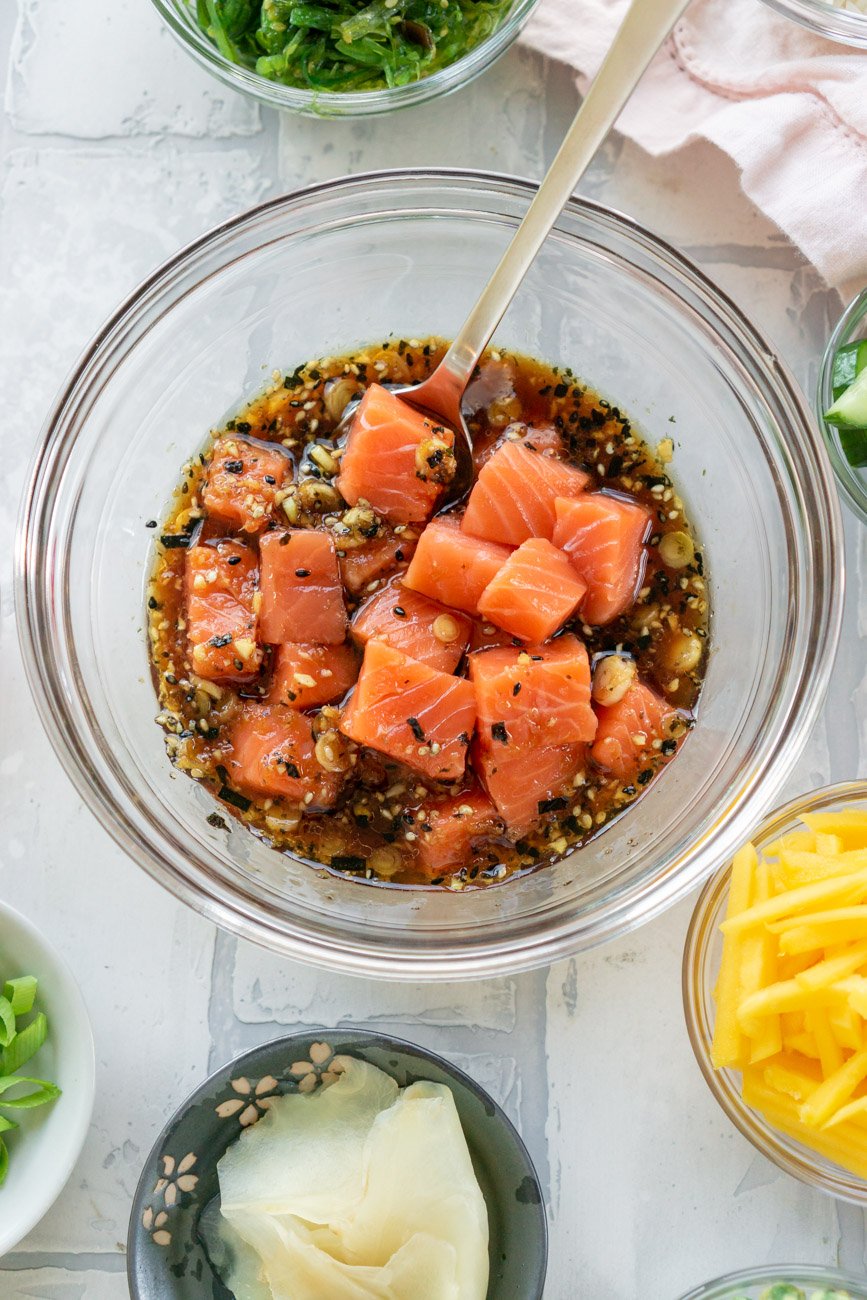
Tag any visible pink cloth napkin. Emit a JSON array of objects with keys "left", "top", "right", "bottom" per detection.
[{"left": 521, "top": 0, "right": 867, "bottom": 298}]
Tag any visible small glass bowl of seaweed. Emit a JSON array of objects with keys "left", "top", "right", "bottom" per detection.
[
  {"left": 817, "top": 287, "right": 867, "bottom": 526},
  {"left": 150, "top": 0, "right": 540, "bottom": 117},
  {"left": 677, "top": 1263, "right": 867, "bottom": 1300}
]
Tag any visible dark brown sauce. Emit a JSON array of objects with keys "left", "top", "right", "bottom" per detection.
[{"left": 147, "top": 339, "right": 709, "bottom": 889}]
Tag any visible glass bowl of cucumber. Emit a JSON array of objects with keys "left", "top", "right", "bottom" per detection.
[
  {"left": 677, "top": 1262, "right": 867, "bottom": 1299},
  {"left": 818, "top": 288, "right": 867, "bottom": 524}
]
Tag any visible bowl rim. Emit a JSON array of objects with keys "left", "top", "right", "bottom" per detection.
[
  {"left": 677, "top": 1260, "right": 867, "bottom": 1299},
  {"left": 759, "top": 0, "right": 867, "bottom": 47},
  {"left": 817, "top": 288, "right": 867, "bottom": 525},
  {"left": 15, "top": 167, "right": 846, "bottom": 979},
  {"left": 0, "top": 899, "right": 96, "bottom": 1256},
  {"left": 148, "top": 0, "right": 542, "bottom": 117},
  {"left": 682, "top": 779, "right": 867, "bottom": 1205},
  {"left": 125, "top": 1024, "right": 548, "bottom": 1298}
]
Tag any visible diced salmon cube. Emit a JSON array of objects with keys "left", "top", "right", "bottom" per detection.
[
  {"left": 553, "top": 493, "right": 650, "bottom": 625},
  {"left": 412, "top": 790, "right": 504, "bottom": 880},
  {"left": 259, "top": 529, "right": 347, "bottom": 646},
  {"left": 202, "top": 435, "right": 291, "bottom": 534},
  {"left": 404, "top": 517, "right": 512, "bottom": 615},
  {"left": 267, "top": 642, "right": 359, "bottom": 710},
  {"left": 339, "top": 641, "right": 476, "bottom": 782},
  {"left": 351, "top": 578, "right": 471, "bottom": 675},
  {"left": 473, "top": 739, "right": 585, "bottom": 839},
  {"left": 338, "top": 528, "right": 417, "bottom": 596},
  {"left": 227, "top": 704, "right": 342, "bottom": 808},
  {"left": 590, "top": 681, "right": 679, "bottom": 780},
  {"left": 462, "top": 440, "right": 589, "bottom": 546},
  {"left": 476, "top": 538, "right": 587, "bottom": 643},
  {"left": 185, "top": 540, "right": 262, "bottom": 683},
  {"left": 336, "top": 384, "right": 456, "bottom": 524},
  {"left": 469, "top": 636, "right": 597, "bottom": 750}
]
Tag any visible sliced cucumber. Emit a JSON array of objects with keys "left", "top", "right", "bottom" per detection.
[
  {"left": 832, "top": 338, "right": 867, "bottom": 400},
  {"left": 825, "top": 366, "right": 867, "bottom": 429},
  {"left": 839, "top": 426, "right": 867, "bottom": 469}
]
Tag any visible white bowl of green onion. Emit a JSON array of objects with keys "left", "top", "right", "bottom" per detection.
[{"left": 0, "top": 901, "right": 95, "bottom": 1255}]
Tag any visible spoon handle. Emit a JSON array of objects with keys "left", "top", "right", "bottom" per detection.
[{"left": 423, "top": 0, "right": 692, "bottom": 412}]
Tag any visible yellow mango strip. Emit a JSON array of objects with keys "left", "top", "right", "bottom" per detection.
[
  {"left": 796, "top": 939, "right": 867, "bottom": 990},
  {"left": 777, "top": 850, "right": 867, "bottom": 889},
  {"left": 737, "top": 979, "right": 841, "bottom": 1037},
  {"left": 773, "top": 907, "right": 867, "bottom": 955},
  {"left": 816, "top": 833, "right": 844, "bottom": 856},
  {"left": 765, "top": 830, "right": 816, "bottom": 857},
  {"left": 803, "top": 810, "right": 867, "bottom": 850},
  {"left": 829, "top": 1004, "right": 864, "bottom": 1052},
  {"left": 721, "top": 871, "right": 867, "bottom": 937},
  {"left": 762, "top": 1055, "right": 821, "bottom": 1103},
  {"left": 784, "top": 1030, "right": 820, "bottom": 1060},
  {"left": 799, "top": 1048, "right": 867, "bottom": 1127},
  {"left": 743, "top": 1069, "right": 867, "bottom": 1179},
  {"left": 711, "top": 844, "right": 757, "bottom": 1069},
  {"left": 778, "top": 951, "right": 823, "bottom": 979},
  {"left": 805, "top": 1005, "right": 844, "bottom": 1078},
  {"left": 823, "top": 1096, "right": 867, "bottom": 1129},
  {"left": 745, "top": 862, "right": 782, "bottom": 1063},
  {"left": 834, "top": 976, "right": 867, "bottom": 1019}
]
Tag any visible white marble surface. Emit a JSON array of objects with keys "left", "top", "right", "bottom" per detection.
[{"left": 1, "top": 2, "right": 865, "bottom": 1297}]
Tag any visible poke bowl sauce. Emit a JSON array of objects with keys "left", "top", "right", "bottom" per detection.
[{"left": 147, "top": 339, "right": 709, "bottom": 889}]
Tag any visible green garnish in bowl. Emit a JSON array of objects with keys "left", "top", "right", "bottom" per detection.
[
  {"left": 0, "top": 975, "right": 61, "bottom": 1186},
  {"left": 824, "top": 337, "right": 867, "bottom": 469},
  {"left": 195, "top": 0, "right": 515, "bottom": 91}
]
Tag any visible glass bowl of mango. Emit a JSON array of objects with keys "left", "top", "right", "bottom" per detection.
[{"left": 683, "top": 782, "right": 867, "bottom": 1203}]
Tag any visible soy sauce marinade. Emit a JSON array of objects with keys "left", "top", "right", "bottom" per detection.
[{"left": 148, "top": 339, "right": 708, "bottom": 888}]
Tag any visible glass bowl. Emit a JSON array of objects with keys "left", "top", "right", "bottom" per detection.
[
  {"left": 759, "top": 0, "right": 867, "bottom": 46},
  {"left": 150, "top": 0, "right": 540, "bottom": 117},
  {"left": 16, "top": 170, "right": 844, "bottom": 979},
  {"left": 817, "top": 288, "right": 867, "bottom": 524},
  {"left": 678, "top": 1262, "right": 867, "bottom": 1299},
  {"left": 683, "top": 782, "right": 867, "bottom": 1205}
]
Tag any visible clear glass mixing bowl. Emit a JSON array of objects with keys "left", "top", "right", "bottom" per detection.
[
  {"left": 678, "top": 1262, "right": 867, "bottom": 1299},
  {"left": 16, "top": 170, "right": 844, "bottom": 979},
  {"left": 150, "top": 0, "right": 540, "bottom": 117}
]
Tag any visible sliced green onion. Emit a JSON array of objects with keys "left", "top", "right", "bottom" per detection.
[
  {"left": 0, "top": 1012, "right": 47, "bottom": 1076},
  {"left": 0, "top": 1075, "right": 62, "bottom": 1109},
  {"left": 0, "top": 999, "right": 16, "bottom": 1049},
  {"left": 4, "top": 977, "right": 37, "bottom": 1018}
]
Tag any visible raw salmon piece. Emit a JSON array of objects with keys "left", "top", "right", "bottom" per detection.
[
  {"left": 553, "top": 493, "right": 650, "bottom": 625},
  {"left": 227, "top": 704, "right": 342, "bottom": 808},
  {"left": 268, "top": 642, "right": 358, "bottom": 710},
  {"left": 351, "top": 577, "right": 471, "bottom": 674},
  {"left": 203, "top": 435, "right": 291, "bottom": 534},
  {"left": 338, "top": 529, "right": 417, "bottom": 596},
  {"left": 412, "top": 789, "right": 504, "bottom": 880},
  {"left": 462, "top": 440, "right": 589, "bottom": 546},
  {"left": 590, "top": 681, "right": 679, "bottom": 780},
  {"left": 259, "top": 529, "right": 347, "bottom": 645},
  {"left": 185, "top": 540, "right": 262, "bottom": 683},
  {"left": 403, "top": 517, "right": 512, "bottom": 615},
  {"left": 476, "top": 538, "right": 587, "bottom": 643},
  {"left": 336, "top": 384, "right": 456, "bottom": 524},
  {"left": 469, "top": 636, "right": 597, "bottom": 750},
  {"left": 473, "top": 739, "right": 584, "bottom": 839},
  {"left": 340, "top": 641, "right": 476, "bottom": 782}
]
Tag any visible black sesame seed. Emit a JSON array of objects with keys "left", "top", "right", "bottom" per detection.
[
  {"left": 295, "top": 568, "right": 311, "bottom": 578},
  {"left": 491, "top": 722, "right": 509, "bottom": 744},
  {"left": 227, "top": 555, "right": 242, "bottom": 566},
  {"left": 407, "top": 717, "right": 425, "bottom": 741}
]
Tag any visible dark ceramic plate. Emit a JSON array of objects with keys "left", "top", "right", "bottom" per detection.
[{"left": 127, "top": 1028, "right": 547, "bottom": 1299}]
